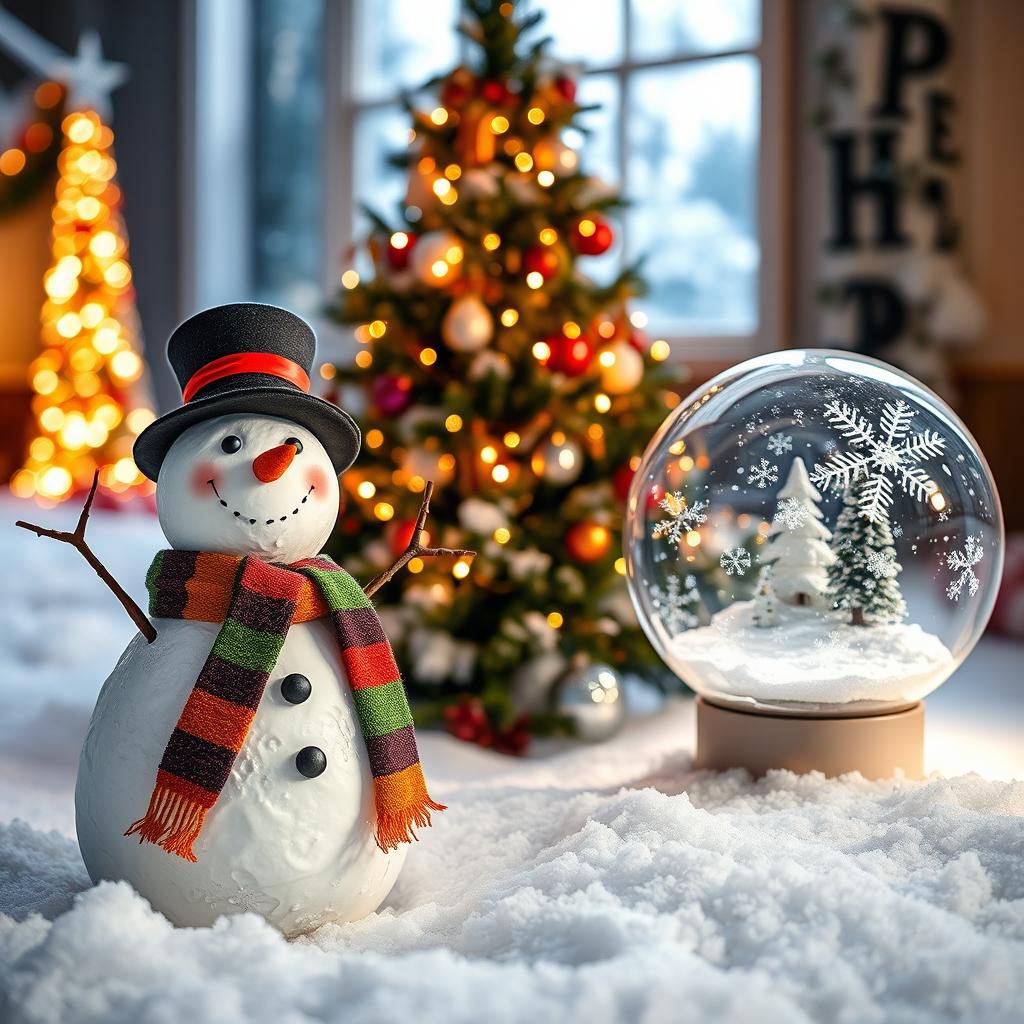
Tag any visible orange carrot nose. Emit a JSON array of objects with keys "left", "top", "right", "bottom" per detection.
[{"left": 252, "top": 443, "right": 297, "bottom": 483}]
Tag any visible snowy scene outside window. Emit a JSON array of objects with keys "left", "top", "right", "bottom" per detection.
[{"left": 301, "top": 0, "right": 765, "bottom": 343}]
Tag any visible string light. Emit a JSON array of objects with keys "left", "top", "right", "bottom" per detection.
[
  {"left": 494, "top": 527, "right": 511, "bottom": 544},
  {"left": 366, "top": 429, "right": 384, "bottom": 449},
  {"left": 480, "top": 445, "right": 498, "bottom": 464},
  {"left": 500, "top": 308, "right": 519, "bottom": 327},
  {"left": 420, "top": 347, "right": 438, "bottom": 366},
  {"left": 452, "top": 559, "right": 471, "bottom": 579},
  {"left": 526, "top": 271, "right": 544, "bottom": 289},
  {"left": 532, "top": 340, "right": 551, "bottom": 361},
  {"left": 16, "top": 108, "right": 152, "bottom": 501},
  {"left": 430, "top": 107, "right": 449, "bottom": 126},
  {"left": 650, "top": 339, "right": 670, "bottom": 361},
  {"left": 594, "top": 393, "right": 611, "bottom": 413},
  {"left": 546, "top": 611, "right": 563, "bottom": 628},
  {"left": 491, "top": 464, "right": 510, "bottom": 483},
  {"left": 527, "top": 107, "right": 545, "bottom": 125},
  {"left": 483, "top": 232, "right": 501, "bottom": 250},
  {"left": 614, "top": 557, "right": 627, "bottom": 575},
  {"left": 355, "top": 350, "right": 373, "bottom": 368},
  {"left": 389, "top": 231, "right": 409, "bottom": 251},
  {"left": 357, "top": 480, "right": 376, "bottom": 499},
  {"left": 368, "top": 319, "right": 387, "bottom": 338},
  {"left": 537, "top": 170, "right": 555, "bottom": 187},
  {"left": 374, "top": 501, "right": 395, "bottom": 521},
  {"left": 490, "top": 115, "right": 509, "bottom": 134},
  {"left": 514, "top": 152, "right": 534, "bottom": 172},
  {"left": 538, "top": 228, "right": 558, "bottom": 245},
  {"left": 445, "top": 414, "right": 463, "bottom": 432},
  {"left": 502, "top": 431, "right": 520, "bottom": 448}
]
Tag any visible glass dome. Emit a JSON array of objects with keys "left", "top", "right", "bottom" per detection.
[{"left": 625, "top": 350, "right": 1004, "bottom": 717}]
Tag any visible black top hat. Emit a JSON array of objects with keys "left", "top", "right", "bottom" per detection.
[{"left": 133, "top": 303, "right": 360, "bottom": 481}]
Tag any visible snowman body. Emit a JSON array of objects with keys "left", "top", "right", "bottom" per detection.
[{"left": 74, "top": 411, "right": 408, "bottom": 936}]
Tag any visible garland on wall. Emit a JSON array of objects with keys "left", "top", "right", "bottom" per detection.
[{"left": 811, "top": 0, "right": 985, "bottom": 394}]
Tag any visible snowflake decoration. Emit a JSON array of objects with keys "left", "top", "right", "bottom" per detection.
[
  {"left": 746, "top": 419, "right": 758, "bottom": 433},
  {"left": 793, "top": 408, "right": 806, "bottom": 424},
  {"left": 775, "top": 496, "right": 809, "bottom": 531},
  {"left": 814, "top": 630, "right": 841, "bottom": 650},
  {"left": 767, "top": 433, "right": 793, "bottom": 456},
  {"left": 747, "top": 459, "right": 779, "bottom": 489},
  {"left": 649, "top": 574, "right": 700, "bottom": 633},
  {"left": 810, "top": 399, "right": 947, "bottom": 524},
  {"left": 651, "top": 493, "right": 709, "bottom": 545},
  {"left": 944, "top": 534, "right": 984, "bottom": 601},
  {"left": 938, "top": 510, "right": 950, "bottom": 522},
  {"left": 770, "top": 404, "right": 782, "bottom": 417},
  {"left": 866, "top": 549, "right": 898, "bottom": 579},
  {"left": 720, "top": 547, "right": 751, "bottom": 576},
  {"left": 892, "top": 524, "right": 904, "bottom": 539}
]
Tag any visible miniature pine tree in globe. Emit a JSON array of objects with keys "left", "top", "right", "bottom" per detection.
[
  {"left": 751, "top": 566, "right": 779, "bottom": 627},
  {"left": 828, "top": 478, "right": 907, "bottom": 626},
  {"left": 326, "top": 0, "right": 677, "bottom": 738},
  {"left": 760, "top": 457, "right": 835, "bottom": 606}
]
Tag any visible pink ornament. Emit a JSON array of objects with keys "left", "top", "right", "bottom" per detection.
[{"left": 371, "top": 374, "right": 413, "bottom": 416}]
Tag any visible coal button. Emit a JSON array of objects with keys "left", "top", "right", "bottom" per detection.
[
  {"left": 281, "top": 673, "right": 311, "bottom": 704},
  {"left": 295, "top": 746, "right": 327, "bottom": 778}
]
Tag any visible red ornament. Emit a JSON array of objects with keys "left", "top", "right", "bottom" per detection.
[
  {"left": 385, "top": 230, "right": 416, "bottom": 270},
  {"left": 566, "top": 520, "right": 612, "bottom": 564},
  {"left": 371, "top": 373, "right": 413, "bottom": 416},
  {"left": 389, "top": 518, "right": 422, "bottom": 556},
  {"left": 480, "top": 79, "right": 511, "bottom": 105},
  {"left": 554, "top": 76, "right": 577, "bottom": 102},
  {"left": 444, "top": 698, "right": 530, "bottom": 755},
  {"left": 523, "top": 245, "right": 560, "bottom": 281},
  {"left": 612, "top": 463, "right": 635, "bottom": 502},
  {"left": 545, "top": 332, "right": 593, "bottom": 376},
  {"left": 627, "top": 328, "right": 648, "bottom": 353},
  {"left": 571, "top": 215, "right": 613, "bottom": 256}
]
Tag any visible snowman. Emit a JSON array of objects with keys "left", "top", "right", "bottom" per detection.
[{"left": 18, "top": 303, "right": 469, "bottom": 937}]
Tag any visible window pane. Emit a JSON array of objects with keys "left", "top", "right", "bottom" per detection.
[
  {"left": 631, "top": 0, "right": 760, "bottom": 61},
  {"left": 353, "top": 0, "right": 460, "bottom": 100},
  {"left": 626, "top": 56, "right": 759, "bottom": 336},
  {"left": 572, "top": 74, "right": 619, "bottom": 184},
  {"left": 252, "top": 0, "right": 324, "bottom": 310},
  {"left": 524, "top": 0, "right": 623, "bottom": 68},
  {"left": 353, "top": 105, "right": 409, "bottom": 237}
]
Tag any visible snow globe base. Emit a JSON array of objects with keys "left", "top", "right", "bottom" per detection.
[{"left": 694, "top": 696, "right": 924, "bottom": 780}]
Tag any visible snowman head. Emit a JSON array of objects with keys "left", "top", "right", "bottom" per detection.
[{"left": 156, "top": 413, "right": 340, "bottom": 563}]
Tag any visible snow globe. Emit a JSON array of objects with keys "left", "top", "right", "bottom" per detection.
[{"left": 625, "top": 350, "right": 1004, "bottom": 778}]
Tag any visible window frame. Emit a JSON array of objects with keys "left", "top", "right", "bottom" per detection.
[{"left": 322, "top": 0, "right": 792, "bottom": 364}]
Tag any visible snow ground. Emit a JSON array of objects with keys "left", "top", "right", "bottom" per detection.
[
  {"left": 672, "top": 601, "right": 954, "bottom": 712},
  {"left": 1, "top": 496, "right": 1024, "bottom": 1023}
]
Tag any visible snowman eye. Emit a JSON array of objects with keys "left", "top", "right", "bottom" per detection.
[
  {"left": 285, "top": 437, "right": 303, "bottom": 454},
  {"left": 220, "top": 435, "right": 243, "bottom": 454}
]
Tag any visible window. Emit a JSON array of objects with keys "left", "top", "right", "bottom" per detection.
[{"left": 200, "top": 1, "right": 787, "bottom": 357}]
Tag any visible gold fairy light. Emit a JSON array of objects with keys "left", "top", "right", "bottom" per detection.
[{"left": 16, "top": 108, "right": 152, "bottom": 501}]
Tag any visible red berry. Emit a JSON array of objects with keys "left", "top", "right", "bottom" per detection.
[
  {"left": 523, "top": 246, "right": 560, "bottom": 281},
  {"left": 385, "top": 231, "right": 416, "bottom": 270},
  {"left": 554, "top": 76, "right": 577, "bottom": 102}
]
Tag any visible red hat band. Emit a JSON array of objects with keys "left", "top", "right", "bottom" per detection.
[{"left": 182, "top": 352, "right": 311, "bottom": 404}]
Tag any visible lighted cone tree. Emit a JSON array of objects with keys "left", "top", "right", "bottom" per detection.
[
  {"left": 12, "top": 106, "right": 154, "bottom": 504},
  {"left": 328, "top": 0, "right": 680, "bottom": 742}
]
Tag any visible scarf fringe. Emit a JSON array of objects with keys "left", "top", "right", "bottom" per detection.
[
  {"left": 375, "top": 796, "right": 447, "bottom": 853},
  {"left": 124, "top": 785, "right": 207, "bottom": 863}
]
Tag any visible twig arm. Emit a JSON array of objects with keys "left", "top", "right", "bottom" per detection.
[
  {"left": 16, "top": 471, "right": 158, "bottom": 643},
  {"left": 363, "top": 480, "right": 476, "bottom": 598}
]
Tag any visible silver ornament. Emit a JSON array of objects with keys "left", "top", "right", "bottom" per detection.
[
  {"left": 532, "top": 433, "right": 583, "bottom": 485},
  {"left": 553, "top": 660, "right": 626, "bottom": 742}
]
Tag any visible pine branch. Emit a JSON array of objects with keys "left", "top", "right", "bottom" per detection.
[
  {"left": 16, "top": 471, "right": 157, "bottom": 643},
  {"left": 363, "top": 480, "right": 476, "bottom": 598}
]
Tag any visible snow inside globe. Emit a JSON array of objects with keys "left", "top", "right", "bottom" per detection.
[{"left": 625, "top": 349, "right": 1004, "bottom": 720}]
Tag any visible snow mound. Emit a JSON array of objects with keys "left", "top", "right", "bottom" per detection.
[
  {"left": 671, "top": 601, "right": 954, "bottom": 711},
  {"left": 2, "top": 757, "right": 1024, "bottom": 1023}
]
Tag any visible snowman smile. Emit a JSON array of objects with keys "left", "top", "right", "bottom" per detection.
[{"left": 208, "top": 479, "right": 315, "bottom": 527}]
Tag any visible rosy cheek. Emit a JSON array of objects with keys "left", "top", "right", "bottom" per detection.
[
  {"left": 191, "top": 462, "right": 219, "bottom": 497},
  {"left": 306, "top": 466, "right": 329, "bottom": 499}
]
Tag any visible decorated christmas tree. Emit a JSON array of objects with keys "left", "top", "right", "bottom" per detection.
[
  {"left": 327, "top": 0, "right": 678, "bottom": 738},
  {"left": 760, "top": 458, "right": 835, "bottom": 607},
  {"left": 11, "top": 37, "right": 153, "bottom": 504},
  {"left": 828, "top": 478, "right": 907, "bottom": 626}
]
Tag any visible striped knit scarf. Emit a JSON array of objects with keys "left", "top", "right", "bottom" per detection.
[{"left": 125, "top": 550, "right": 443, "bottom": 862}]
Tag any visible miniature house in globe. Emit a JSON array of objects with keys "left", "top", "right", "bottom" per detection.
[{"left": 625, "top": 350, "right": 1004, "bottom": 778}]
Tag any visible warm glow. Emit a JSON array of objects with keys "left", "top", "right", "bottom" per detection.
[
  {"left": 630, "top": 310, "right": 649, "bottom": 328},
  {"left": 438, "top": 453, "right": 456, "bottom": 472},
  {"left": 527, "top": 107, "right": 545, "bottom": 125},
  {"left": 539, "top": 228, "right": 558, "bottom": 245},
  {"left": 614, "top": 557, "right": 627, "bottom": 576},
  {"left": 598, "top": 350, "right": 616, "bottom": 368},
  {"left": 452, "top": 559, "right": 471, "bottom": 579},
  {"left": 430, "top": 107, "right": 449, "bottom": 125},
  {"left": 650, "top": 339, "right": 670, "bottom": 361},
  {"left": 390, "top": 231, "right": 410, "bottom": 250},
  {"left": 494, "top": 527, "right": 511, "bottom": 544},
  {"left": 532, "top": 341, "right": 551, "bottom": 361},
  {"left": 0, "top": 148, "right": 27, "bottom": 175},
  {"left": 526, "top": 271, "right": 544, "bottom": 289},
  {"left": 355, "top": 350, "right": 373, "bottom": 368},
  {"left": 357, "top": 480, "right": 376, "bottom": 499},
  {"left": 577, "top": 218, "right": 596, "bottom": 237},
  {"left": 546, "top": 611, "right": 563, "bottom": 628},
  {"left": 483, "top": 232, "right": 501, "bottom": 251},
  {"left": 514, "top": 152, "right": 534, "bottom": 172},
  {"left": 929, "top": 489, "right": 947, "bottom": 511},
  {"left": 562, "top": 321, "right": 581, "bottom": 339},
  {"left": 445, "top": 414, "right": 463, "bottom": 432},
  {"left": 500, "top": 308, "right": 519, "bottom": 327},
  {"left": 491, "top": 464, "right": 510, "bottom": 483},
  {"left": 366, "top": 429, "right": 384, "bottom": 449},
  {"left": 420, "top": 347, "right": 438, "bottom": 366},
  {"left": 594, "top": 393, "right": 611, "bottom": 413},
  {"left": 490, "top": 115, "right": 509, "bottom": 134},
  {"left": 480, "top": 445, "right": 498, "bottom": 464},
  {"left": 503, "top": 431, "right": 520, "bottom": 448},
  {"left": 537, "top": 170, "right": 555, "bottom": 187},
  {"left": 374, "top": 501, "right": 395, "bottom": 522},
  {"left": 444, "top": 163, "right": 462, "bottom": 180},
  {"left": 368, "top": 319, "right": 387, "bottom": 338},
  {"left": 341, "top": 269, "right": 360, "bottom": 289}
]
